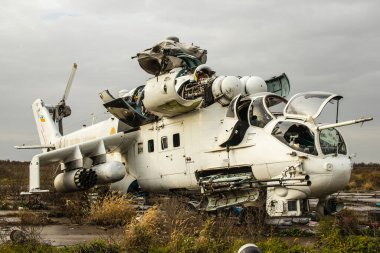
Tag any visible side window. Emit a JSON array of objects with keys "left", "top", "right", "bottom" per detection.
[
  {"left": 137, "top": 142, "right": 143, "bottom": 154},
  {"left": 148, "top": 139, "right": 154, "bottom": 153},
  {"left": 173, "top": 133, "right": 180, "bottom": 147},
  {"left": 161, "top": 136, "right": 168, "bottom": 150}
]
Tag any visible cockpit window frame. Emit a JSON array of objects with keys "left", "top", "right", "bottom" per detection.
[
  {"left": 247, "top": 94, "right": 288, "bottom": 128},
  {"left": 226, "top": 95, "right": 242, "bottom": 118},
  {"left": 262, "top": 95, "right": 288, "bottom": 118},
  {"left": 272, "top": 120, "right": 319, "bottom": 156},
  {"left": 317, "top": 127, "right": 347, "bottom": 156}
]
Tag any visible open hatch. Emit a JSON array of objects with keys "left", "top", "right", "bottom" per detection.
[
  {"left": 99, "top": 88, "right": 156, "bottom": 128},
  {"left": 265, "top": 73, "right": 290, "bottom": 98},
  {"left": 284, "top": 92, "right": 342, "bottom": 121}
]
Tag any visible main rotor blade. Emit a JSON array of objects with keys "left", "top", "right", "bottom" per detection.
[{"left": 62, "top": 63, "right": 77, "bottom": 102}]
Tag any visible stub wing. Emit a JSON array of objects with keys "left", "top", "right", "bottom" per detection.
[{"left": 22, "top": 130, "right": 138, "bottom": 194}]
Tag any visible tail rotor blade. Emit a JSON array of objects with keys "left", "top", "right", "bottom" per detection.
[
  {"left": 62, "top": 63, "right": 77, "bottom": 102},
  {"left": 58, "top": 119, "right": 63, "bottom": 135},
  {"left": 56, "top": 63, "right": 77, "bottom": 135}
]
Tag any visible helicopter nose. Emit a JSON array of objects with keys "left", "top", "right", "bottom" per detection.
[
  {"left": 307, "top": 157, "right": 352, "bottom": 197},
  {"left": 330, "top": 158, "right": 352, "bottom": 192}
]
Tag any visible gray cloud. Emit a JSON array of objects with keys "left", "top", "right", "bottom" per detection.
[{"left": 0, "top": 0, "right": 379, "bottom": 162}]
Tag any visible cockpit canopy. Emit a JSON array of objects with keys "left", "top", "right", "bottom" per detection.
[
  {"left": 271, "top": 121, "right": 347, "bottom": 156},
  {"left": 284, "top": 92, "right": 342, "bottom": 120},
  {"left": 226, "top": 93, "right": 288, "bottom": 128},
  {"left": 218, "top": 93, "right": 288, "bottom": 147},
  {"left": 223, "top": 92, "right": 348, "bottom": 156},
  {"left": 249, "top": 95, "right": 288, "bottom": 127},
  {"left": 270, "top": 92, "right": 347, "bottom": 156}
]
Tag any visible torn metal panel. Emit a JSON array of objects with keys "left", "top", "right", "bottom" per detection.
[{"left": 135, "top": 38, "right": 207, "bottom": 75}]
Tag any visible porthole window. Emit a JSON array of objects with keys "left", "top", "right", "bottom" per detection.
[
  {"left": 148, "top": 139, "right": 154, "bottom": 153},
  {"left": 137, "top": 142, "right": 143, "bottom": 154},
  {"left": 161, "top": 136, "right": 168, "bottom": 150},
  {"left": 173, "top": 133, "right": 180, "bottom": 147}
]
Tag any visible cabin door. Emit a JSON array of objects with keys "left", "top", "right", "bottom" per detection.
[{"left": 157, "top": 121, "right": 189, "bottom": 188}]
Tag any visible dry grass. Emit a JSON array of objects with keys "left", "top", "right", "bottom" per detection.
[
  {"left": 362, "top": 182, "right": 375, "bottom": 191},
  {"left": 347, "top": 163, "right": 380, "bottom": 191},
  {"left": 334, "top": 209, "right": 361, "bottom": 235},
  {"left": 19, "top": 211, "right": 49, "bottom": 226},
  {"left": 11, "top": 210, "right": 48, "bottom": 245},
  {"left": 87, "top": 194, "right": 137, "bottom": 227},
  {"left": 62, "top": 198, "right": 88, "bottom": 224},
  {"left": 123, "top": 196, "right": 266, "bottom": 252},
  {"left": 124, "top": 205, "right": 164, "bottom": 252}
]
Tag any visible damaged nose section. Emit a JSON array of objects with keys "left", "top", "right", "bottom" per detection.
[
  {"left": 266, "top": 175, "right": 312, "bottom": 217},
  {"left": 317, "top": 196, "right": 344, "bottom": 215}
]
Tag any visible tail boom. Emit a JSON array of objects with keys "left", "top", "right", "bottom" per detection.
[{"left": 32, "top": 99, "right": 61, "bottom": 150}]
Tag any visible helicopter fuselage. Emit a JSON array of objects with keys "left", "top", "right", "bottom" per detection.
[{"left": 46, "top": 91, "right": 353, "bottom": 217}]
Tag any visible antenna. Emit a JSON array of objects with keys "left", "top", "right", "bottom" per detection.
[{"left": 336, "top": 100, "right": 339, "bottom": 123}]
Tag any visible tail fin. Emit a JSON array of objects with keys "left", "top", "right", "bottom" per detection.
[{"left": 32, "top": 99, "right": 61, "bottom": 148}]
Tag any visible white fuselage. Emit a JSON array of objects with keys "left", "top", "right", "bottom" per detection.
[
  {"left": 28, "top": 92, "right": 357, "bottom": 217},
  {"left": 132, "top": 104, "right": 351, "bottom": 196},
  {"left": 58, "top": 101, "right": 351, "bottom": 200}
]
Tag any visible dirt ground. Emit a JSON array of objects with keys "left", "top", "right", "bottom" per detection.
[{"left": 0, "top": 213, "right": 124, "bottom": 246}]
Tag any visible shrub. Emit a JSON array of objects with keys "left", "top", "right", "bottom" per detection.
[
  {"left": 62, "top": 197, "right": 89, "bottom": 224},
  {"left": 87, "top": 194, "right": 136, "bottom": 227},
  {"left": 335, "top": 209, "right": 361, "bottom": 235},
  {"left": 124, "top": 205, "right": 164, "bottom": 252},
  {"left": 343, "top": 235, "right": 380, "bottom": 252},
  {"left": 19, "top": 211, "right": 49, "bottom": 226},
  {"left": 363, "top": 181, "right": 375, "bottom": 191},
  {"left": 314, "top": 213, "right": 380, "bottom": 253},
  {"left": 257, "top": 237, "right": 307, "bottom": 253},
  {"left": 62, "top": 240, "right": 120, "bottom": 253},
  {"left": 0, "top": 242, "right": 55, "bottom": 253},
  {"left": 124, "top": 197, "right": 250, "bottom": 253}
]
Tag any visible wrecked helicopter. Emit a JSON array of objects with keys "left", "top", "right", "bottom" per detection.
[{"left": 16, "top": 37, "right": 372, "bottom": 218}]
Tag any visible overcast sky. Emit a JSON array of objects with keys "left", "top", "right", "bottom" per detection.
[{"left": 1, "top": 0, "right": 379, "bottom": 162}]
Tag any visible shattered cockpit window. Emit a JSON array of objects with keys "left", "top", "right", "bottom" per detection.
[
  {"left": 319, "top": 128, "right": 347, "bottom": 155},
  {"left": 272, "top": 121, "right": 318, "bottom": 155}
]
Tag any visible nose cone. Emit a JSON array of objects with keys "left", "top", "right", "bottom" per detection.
[{"left": 306, "top": 156, "right": 352, "bottom": 198}]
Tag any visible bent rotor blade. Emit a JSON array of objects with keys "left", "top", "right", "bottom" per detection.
[{"left": 62, "top": 63, "right": 77, "bottom": 102}]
